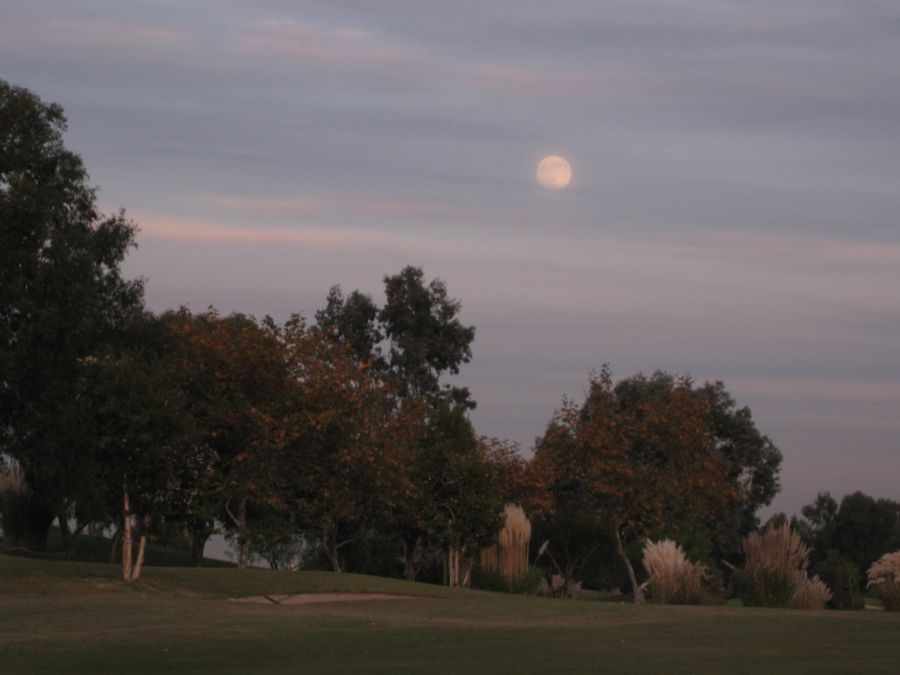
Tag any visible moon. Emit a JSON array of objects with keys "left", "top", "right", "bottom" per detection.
[{"left": 536, "top": 155, "right": 572, "bottom": 190}]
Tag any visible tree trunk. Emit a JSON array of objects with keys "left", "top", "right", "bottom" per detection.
[
  {"left": 122, "top": 486, "right": 133, "bottom": 583},
  {"left": 447, "top": 545, "right": 460, "bottom": 587},
  {"left": 188, "top": 525, "right": 211, "bottom": 567},
  {"left": 323, "top": 536, "right": 343, "bottom": 573},
  {"left": 109, "top": 526, "right": 121, "bottom": 564},
  {"left": 224, "top": 497, "right": 251, "bottom": 568},
  {"left": 614, "top": 523, "right": 642, "bottom": 604},
  {"left": 403, "top": 537, "right": 419, "bottom": 581},
  {"left": 58, "top": 513, "right": 71, "bottom": 551},
  {"left": 460, "top": 551, "right": 473, "bottom": 588},
  {"left": 130, "top": 516, "right": 150, "bottom": 582}
]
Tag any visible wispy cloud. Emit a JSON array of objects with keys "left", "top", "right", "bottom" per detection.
[
  {"left": 0, "top": 13, "right": 190, "bottom": 53},
  {"left": 133, "top": 210, "right": 398, "bottom": 249},
  {"left": 200, "top": 191, "right": 519, "bottom": 223}
]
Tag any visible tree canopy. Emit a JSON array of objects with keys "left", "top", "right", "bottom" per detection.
[
  {"left": 532, "top": 368, "right": 745, "bottom": 600},
  {"left": 0, "top": 79, "right": 143, "bottom": 549}
]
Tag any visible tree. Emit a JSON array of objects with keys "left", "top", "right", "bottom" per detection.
[
  {"left": 82, "top": 313, "right": 210, "bottom": 582},
  {"left": 414, "top": 404, "right": 506, "bottom": 586},
  {"left": 314, "top": 286, "right": 383, "bottom": 365},
  {"left": 533, "top": 368, "right": 739, "bottom": 601},
  {"left": 0, "top": 80, "right": 143, "bottom": 549},
  {"left": 279, "top": 319, "right": 413, "bottom": 572},
  {"left": 614, "top": 375, "right": 781, "bottom": 554},
  {"left": 697, "top": 381, "right": 782, "bottom": 538},
  {"left": 797, "top": 491, "right": 900, "bottom": 582},
  {"left": 831, "top": 492, "right": 899, "bottom": 577},
  {"left": 168, "top": 309, "right": 297, "bottom": 568},
  {"left": 313, "top": 268, "right": 488, "bottom": 581},
  {"left": 380, "top": 266, "right": 476, "bottom": 407}
]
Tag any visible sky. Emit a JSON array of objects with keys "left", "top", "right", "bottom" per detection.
[{"left": 3, "top": 0, "right": 898, "bottom": 518}]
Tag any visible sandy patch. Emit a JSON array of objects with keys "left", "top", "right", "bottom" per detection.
[{"left": 229, "top": 593, "right": 415, "bottom": 605}]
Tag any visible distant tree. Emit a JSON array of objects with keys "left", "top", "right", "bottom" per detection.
[
  {"left": 0, "top": 80, "right": 143, "bottom": 549},
  {"left": 534, "top": 368, "right": 738, "bottom": 602},
  {"left": 315, "top": 266, "right": 476, "bottom": 408},
  {"left": 415, "top": 404, "right": 505, "bottom": 587},
  {"left": 831, "top": 492, "right": 900, "bottom": 576},
  {"left": 313, "top": 268, "right": 487, "bottom": 580},
  {"left": 82, "top": 313, "right": 210, "bottom": 582},
  {"left": 314, "top": 285, "right": 383, "bottom": 365},
  {"left": 168, "top": 309, "right": 297, "bottom": 568},
  {"left": 796, "top": 492, "right": 839, "bottom": 555},
  {"left": 614, "top": 374, "right": 782, "bottom": 557},
  {"left": 279, "top": 319, "right": 413, "bottom": 573},
  {"left": 379, "top": 266, "right": 476, "bottom": 408},
  {"left": 697, "top": 381, "right": 782, "bottom": 537}
]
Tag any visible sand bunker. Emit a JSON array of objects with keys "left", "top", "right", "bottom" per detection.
[{"left": 230, "top": 593, "right": 415, "bottom": 605}]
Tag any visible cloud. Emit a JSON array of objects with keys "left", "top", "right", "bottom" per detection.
[
  {"left": 200, "top": 191, "right": 522, "bottom": 223},
  {"left": 133, "top": 210, "right": 399, "bottom": 249},
  {"left": 230, "top": 19, "right": 421, "bottom": 70},
  {"left": 0, "top": 13, "right": 190, "bottom": 54}
]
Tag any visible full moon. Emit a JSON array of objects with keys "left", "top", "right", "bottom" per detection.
[{"left": 536, "top": 155, "right": 572, "bottom": 190}]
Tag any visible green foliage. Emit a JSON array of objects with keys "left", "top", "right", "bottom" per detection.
[
  {"left": 734, "top": 567, "right": 795, "bottom": 608},
  {"left": 380, "top": 266, "right": 476, "bottom": 407},
  {"left": 314, "top": 285, "right": 383, "bottom": 364},
  {"left": 533, "top": 367, "right": 740, "bottom": 601},
  {"left": 832, "top": 492, "right": 900, "bottom": 575},
  {"left": 0, "top": 80, "right": 142, "bottom": 548},
  {"left": 814, "top": 550, "right": 864, "bottom": 610},
  {"left": 798, "top": 491, "right": 900, "bottom": 587}
]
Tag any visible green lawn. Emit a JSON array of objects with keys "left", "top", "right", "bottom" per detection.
[{"left": 2, "top": 554, "right": 898, "bottom": 674}]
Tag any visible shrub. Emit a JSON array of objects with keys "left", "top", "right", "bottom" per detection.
[
  {"left": 789, "top": 572, "right": 832, "bottom": 610},
  {"left": 738, "top": 524, "right": 832, "bottom": 609},
  {"left": 814, "top": 550, "right": 863, "bottom": 610},
  {"left": 867, "top": 551, "right": 900, "bottom": 611},
  {"left": 480, "top": 504, "right": 532, "bottom": 582},
  {"left": 537, "top": 573, "right": 582, "bottom": 599},
  {"left": 642, "top": 539, "right": 708, "bottom": 605}
]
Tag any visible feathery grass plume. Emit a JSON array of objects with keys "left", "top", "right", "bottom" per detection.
[
  {"left": 790, "top": 571, "right": 833, "bottom": 610},
  {"left": 642, "top": 539, "right": 708, "bottom": 605},
  {"left": 480, "top": 504, "right": 532, "bottom": 582},
  {"left": 739, "top": 524, "right": 832, "bottom": 608},
  {"left": 867, "top": 551, "right": 900, "bottom": 611},
  {"left": 537, "top": 574, "right": 581, "bottom": 599}
]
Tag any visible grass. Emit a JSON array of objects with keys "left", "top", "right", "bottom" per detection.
[
  {"left": 3, "top": 529, "right": 235, "bottom": 568},
  {"left": 2, "top": 553, "right": 899, "bottom": 674}
]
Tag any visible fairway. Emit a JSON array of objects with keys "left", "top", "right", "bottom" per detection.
[{"left": 2, "top": 555, "right": 898, "bottom": 674}]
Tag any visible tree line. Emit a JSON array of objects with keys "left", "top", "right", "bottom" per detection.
[{"left": 3, "top": 79, "right": 894, "bottom": 602}]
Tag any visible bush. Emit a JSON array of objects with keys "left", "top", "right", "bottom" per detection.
[
  {"left": 472, "top": 564, "right": 544, "bottom": 595},
  {"left": 789, "top": 572, "right": 832, "bottom": 610},
  {"left": 814, "top": 550, "right": 864, "bottom": 610},
  {"left": 642, "top": 539, "right": 708, "bottom": 605},
  {"left": 867, "top": 551, "right": 900, "bottom": 611},
  {"left": 537, "top": 574, "right": 582, "bottom": 599},
  {"left": 737, "top": 524, "right": 832, "bottom": 609}
]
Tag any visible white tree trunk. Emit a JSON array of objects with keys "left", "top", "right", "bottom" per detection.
[{"left": 121, "top": 485, "right": 133, "bottom": 583}]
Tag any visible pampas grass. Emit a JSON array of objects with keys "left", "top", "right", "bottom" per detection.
[
  {"left": 739, "top": 524, "right": 832, "bottom": 609},
  {"left": 642, "top": 539, "right": 708, "bottom": 605},
  {"left": 867, "top": 551, "right": 900, "bottom": 611},
  {"left": 480, "top": 504, "right": 531, "bottom": 582},
  {"left": 790, "top": 572, "right": 833, "bottom": 610},
  {"left": 537, "top": 573, "right": 581, "bottom": 599}
]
